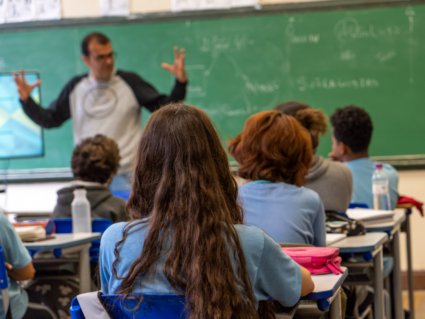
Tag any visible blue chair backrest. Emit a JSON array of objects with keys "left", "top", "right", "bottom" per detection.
[
  {"left": 71, "top": 294, "right": 187, "bottom": 319},
  {"left": 52, "top": 218, "right": 113, "bottom": 263},
  {"left": 0, "top": 246, "right": 7, "bottom": 290},
  {"left": 349, "top": 203, "right": 369, "bottom": 209},
  {"left": 112, "top": 191, "right": 131, "bottom": 201}
]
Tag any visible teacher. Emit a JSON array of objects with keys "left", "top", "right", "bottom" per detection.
[{"left": 14, "top": 32, "right": 187, "bottom": 192}]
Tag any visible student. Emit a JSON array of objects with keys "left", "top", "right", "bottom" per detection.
[
  {"left": 52, "top": 135, "right": 127, "bottom": 222},
  {"left": 0, "top": 213, "right": 35, "bottom": 319},
  {"left": 329, "top": 106, "right": 399, "bottom": 209},
  {"left": 99, "top": 103, "right": 314, "bottom": 318},
  {"left": 274, "top": 101, "right": 353, "bottom": 212},
  {"left": 229, "top": 111, "right": 326, "bottom": 247}
]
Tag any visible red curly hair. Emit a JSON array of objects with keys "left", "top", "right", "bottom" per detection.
[{"left": 228, "top": 111, "right": 313, "bottom": 187}]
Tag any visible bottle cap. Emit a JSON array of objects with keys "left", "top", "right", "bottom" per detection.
[{"left": 375, "top": 163, "right": 383, "bottom": 169}]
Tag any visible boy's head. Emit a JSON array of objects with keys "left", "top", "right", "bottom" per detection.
[
  {"left": 71, "top": 135, "right": 120, "bottom": 185},
  {"left": 329, "top": 105, "right": 373, "bottom": 162}
]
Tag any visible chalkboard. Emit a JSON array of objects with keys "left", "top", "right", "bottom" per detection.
[{"left": 1, "top": 4, "right": 425, "bottom": 171}]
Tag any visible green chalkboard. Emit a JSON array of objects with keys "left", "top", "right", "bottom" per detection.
[{"left": 2, "top": 4, "right": 425, "bottom": 171}]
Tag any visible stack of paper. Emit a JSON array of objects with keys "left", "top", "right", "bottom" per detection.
[
  {"left": 346, "top": 209, "right": 395, "bottom": 226},
  {"left": 15, "top": 226, "right": 46, "bottom": 241},
  {"left": 326, "top": 233, "right": 347, "bottom": 246}
]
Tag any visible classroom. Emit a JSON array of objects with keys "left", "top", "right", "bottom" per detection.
[{"left": 0, "top": 0, "right": 424, "bottom": 318}]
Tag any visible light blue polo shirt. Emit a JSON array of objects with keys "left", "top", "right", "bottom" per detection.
[
  {"left": 0, "top": 213, "right": 32, "bottom": 319},
  {"left": 100, "top": 220, "right": 302, "bottom": 309},
  {"left": 344, "top": 158, "right": 399, "bottom": 210},
  {"left": 239, "top": 181, "right": 326, "bottom": 247}
]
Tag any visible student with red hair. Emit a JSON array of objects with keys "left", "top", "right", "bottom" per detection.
[{"left": 229, "top": 111, "right": 326, "bottom": 247}]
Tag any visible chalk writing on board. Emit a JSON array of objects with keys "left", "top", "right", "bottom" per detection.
[
  {"left": 285, "top": 21, "right": 320, "bottom": 44},
  {"left": 334, "top": 17, "right": 401, "bottom": 43},
  {"left": 0, "top": 58, "right": 7, "bottom": 70},
  {"left": 376, "top": 50, "right": 397, "bottom": 63},
  {"left": 340, "top": 50, "right": 356, "bottom": 61},
  {"left": 296, "top": 76, "right": 380, "bottom": 91},
  {"left": 405, "top": 7, "right": 415, "bottom": 33},
  {"left": 245, "top": 81, "right": 279, "bottom": 94},
  {"left": 186, "top": 65, "right": 207, "bottom": 97},
  {"left": 200, "top": 35, "right": 252, "bottom": 57},
  {"left": 36, "top": 0, "right": 61, "bottom": 20},
  {"left": 6, "top": 0, "right": 37, "bottom": 23},
  {"left": 100, "top": 0, "right": 130, "bottom": 16}
]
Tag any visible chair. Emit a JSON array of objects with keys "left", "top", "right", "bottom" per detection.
[
  {"left": 52, "top": 218, "right": 112, "bottom": 263},
  {"left": 0, "top": 246, "right": 11, "bottom": 319},
  {"left": 70, "top": 293, "right": 187, "bottom": 319},
  {"left": 348, "top": 203, "right": 369, "bottom": 209}
]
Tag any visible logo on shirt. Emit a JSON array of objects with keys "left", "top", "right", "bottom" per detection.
[{"left": 83, "top": 86, "right": 118, "bottom": 119}]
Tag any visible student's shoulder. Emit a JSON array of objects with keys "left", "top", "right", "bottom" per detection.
[
  {"left": 102, "top": 222, "right": 128, "bottom": 243},
  {"left": 383, "top": 163, "right": 399, "bottom": 177},
  {"left": 327, "top": 159, "right": 353, "bottom": 178},
  {"left": 299, "top": 186, "right": 322, "bottom": 206},
  {"left": 235, "top": 224, "right": 267, "bottom": 247}
]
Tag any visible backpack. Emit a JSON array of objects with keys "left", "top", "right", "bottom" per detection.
[{"left": 325, "top": 211, "right": 366, "bottom": 237}]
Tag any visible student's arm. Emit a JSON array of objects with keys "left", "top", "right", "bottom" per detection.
[
  {"left": 0, "top": 215, "right": 34, "bottom": 282},
  {"left": 300, "top": 265, "right": 315, "bottom": 296},
  {"left": 118, "top": 71, "right": 187, "bottom": 113},
  {"left": 5, "top": 261, "right": 35, "bottom": 282},
  {"left": 17, "top": 73, "right": 85, "bottom": 128},
  {"left": 254, "top": 232, "right": 314, "bottom": 307},
  {"left": 313, "top": 201, "right": 327, "bottom": 247}
]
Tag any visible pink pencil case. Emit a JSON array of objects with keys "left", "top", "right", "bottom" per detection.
[{"left": 281, "top": 247, "right": 343, "bottom": 275}]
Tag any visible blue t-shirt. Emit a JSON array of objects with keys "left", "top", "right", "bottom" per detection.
[
  {"left": 344, "top": 158, "right": 399, "bottom": 210},
  {"left": 100, "top": 221, "right": 302, "bottom": 309},
  {"left": 0, "top": 213, "right": 31, "bottom": 319},
  {"left": 238, "top": 181, "right": 326, "bottom": 247}
]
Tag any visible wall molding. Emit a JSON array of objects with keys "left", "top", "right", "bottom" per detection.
[{"left": 402, "top": 271, "right": 425, "bottom": 290}]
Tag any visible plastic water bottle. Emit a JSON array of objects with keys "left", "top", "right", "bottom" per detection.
[
  {"left": 372, "top": 163, "right": 391, "bottom": 210},
  {"left": 71, "top": 186, "right": 92, "bottom": 233}
]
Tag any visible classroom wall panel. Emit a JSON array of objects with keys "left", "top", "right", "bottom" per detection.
[
  {"left": 62, "top": 0, "right": 100, "bottom": 18},
  {"left": 131, "top": 0, "right": 172, "bottom": 13}
]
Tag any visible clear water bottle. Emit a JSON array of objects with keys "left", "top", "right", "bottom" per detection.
[
  {"left": 71, "top": 186, "right": 92, "bottom": 233},
  {"left": 372, "top": 163, "right": 391, "bottom": 210}
]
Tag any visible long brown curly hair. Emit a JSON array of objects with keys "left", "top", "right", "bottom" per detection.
[
  {"left": 112, "top": 103, "right": 273, "bottom": 319},
  {"left": 228, "top": 111, "right": 313, "bottom": 187}
]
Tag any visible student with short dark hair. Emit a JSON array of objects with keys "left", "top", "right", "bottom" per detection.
[
  {"left": 329, "top": 105, "right": 399, "bottom": 209},
  {"left": 99, "top": 104, "right": 314, "bottom": 318},
  {"left": 229, "top": 110, "right": 326, "bottom": 247},
  {"left": 274, "top": 101, "right": 353, "bottom": 212},
  {"left": 52, "top": 135, "right": 127, "bottom": 222}
]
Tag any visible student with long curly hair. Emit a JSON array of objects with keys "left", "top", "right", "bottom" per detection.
[
  {"left": 229, "top": 111, "right": 326, "bottom": 247},
  {"left": 274, "top": 101, "right": 353, "bottom": 212},
  {"left": 99, "top": 103, "right": 314, "bottom": 319}
]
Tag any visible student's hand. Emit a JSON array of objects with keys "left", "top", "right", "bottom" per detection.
[
  {"left": 13, "top": 69, "right": 42, "bottom": 103},
  {"left": 5, "top": 262, "right": 12, "bottom": 272},
  {"left": 161, "top": 47, "right": 188, "bottom": 83},
  {"left": 328, "top": 151, "right": 340, "bottom": 162}
]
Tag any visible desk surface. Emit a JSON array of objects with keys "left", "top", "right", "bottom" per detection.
[
  {"left": 328, "top": 232, "right": 387, "bottom": 253},
  {"left": 23, "top": 233, "right": 101, "bottom": 250},
  {"left": 302, "top": 267, "right": 348, "bottom": 300},
  {"left": 365, "top": 212, "right": 405, "bottom": 233}
]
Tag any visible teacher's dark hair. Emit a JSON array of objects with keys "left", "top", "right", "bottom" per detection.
[
  {"left": 113, "top": 103, "right": 274, "bottom": 319},
  {"left": 81, "top": 32, "right": 110, "bottom": 57}
]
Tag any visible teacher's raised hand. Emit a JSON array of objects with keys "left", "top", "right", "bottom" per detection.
[
  {"left": 13, "top": 69, "right": 42, "bottom": 103},
  {"left": 161, "top": 47, "right": 187, "bottom": 84}
]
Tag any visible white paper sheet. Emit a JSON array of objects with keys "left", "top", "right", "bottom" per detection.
[
  {"left": 100, "top": 0, "right": 130, "bottom": 16},
  {"left": 5, "top": 0, "right": 37, "bottom": 23},
  {"left": 35, "top": 0, "right": 61, "bottom": 20},
  {"left": 230, "top": 0, "right": 259, "bottom": 7},
  {"left": 0, "top": 0, "right": 7, "bottom": 24},
  {"left": 172, "top": 0, "right": 230, "bottom": 12}
]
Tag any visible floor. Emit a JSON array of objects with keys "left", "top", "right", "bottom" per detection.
[{"left": 403, "top": 290, "right": 425, "bottom": 318}]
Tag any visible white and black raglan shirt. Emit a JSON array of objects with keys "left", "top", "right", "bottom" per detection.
[{"left": 21, "top": 69, "right": 187, "bottom": 173}]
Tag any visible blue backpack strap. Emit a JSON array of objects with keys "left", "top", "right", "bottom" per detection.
[{"left": 76, "top": 292, "right": 110, "bottom": 319}]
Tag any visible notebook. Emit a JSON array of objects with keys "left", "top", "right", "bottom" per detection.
[
  {"left": 346, "top": 209, "right": 395, "bottom": 226},
  {"left": 326, "top": 233, "right": 347, "bottom": 246},
  {"left": 15, "top": 226, "right": 46, "bottom": 241}
]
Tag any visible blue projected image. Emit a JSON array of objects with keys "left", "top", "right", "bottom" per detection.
[{"left": 0, "top": 72, "right": 43, "bottom": 159}]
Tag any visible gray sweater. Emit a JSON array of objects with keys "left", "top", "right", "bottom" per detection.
[
  {"left": 305, "top": 155, "right": 353, "bottom": 212},
  {"left": 52, "top": 183, "right": 128, "bottom": 223}
]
